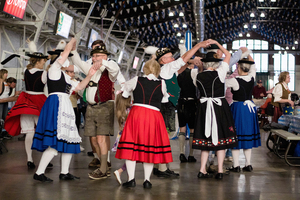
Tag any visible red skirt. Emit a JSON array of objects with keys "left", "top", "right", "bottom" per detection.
[
  {"left": 115, "top": 106, "right": 173, "bottom": 164},
  {"left": 5, "top": 92, "right": 47, "bottom": 136}
]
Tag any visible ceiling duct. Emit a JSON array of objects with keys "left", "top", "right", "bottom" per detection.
[{"left": 193, "top": 0, "right": 205, "bottom": 52}]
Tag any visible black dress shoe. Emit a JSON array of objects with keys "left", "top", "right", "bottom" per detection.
[
  {"left": 197, "top": 172, "right": 213, "bottom": 178},
  {"left": 157, "top": 169, "right": 180, "bottom": 178},
  {"left": 242, "top": 165, "right": 253, "bottom": 172},
  {"left": 143, "top": 180, "right": 152, "bottom": 189},
  {"left": 122, "top": 179, "right": 136, "bottom": 188},
  {"left": 153, "top": 168, "right": 158, "bottom": 175},
  {"left": 188, "top": 156, "right": 197, "bottom": 162},
  {"left": 27, "top": 161, "right": 35, "bottom": 169},
  {"left": 87, "top": 151, "right": 94, "bottom": 157},
  {"left": 226, "top": 166, "right": 241, "bottom": 172},
  {"left": 180, "top": 154, "right": 188, "bottom": 163},
  {"left": 47, "top": 163, "right": 53, "bottom": 168},
  {"left": 215, "top": 173, "right": 223, "bottom": 180},
  {"left": 33, "top": 173, "right": 53, "bottom": 182},
  {"left": 59, "top": 173, "right": 80, "bottom": 180}
]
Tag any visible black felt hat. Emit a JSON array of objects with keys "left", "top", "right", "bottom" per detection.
[
  {"left": 27, "top": 52, "right": 48, "bottom": 59},
  {"left": 201, "top": 52, "right": 223, "bottom": 62},
  {"left": 90, "top": 44, "right": 111, "bottom": 56},
  {"left": 155, "top": 47, "right": 172, "bottom": 61},
  {"left": 238, "top": 59, "right": 255, "bottom": 65}
]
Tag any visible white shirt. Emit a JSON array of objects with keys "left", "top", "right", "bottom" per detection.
[
  {"left": 70, "top": 50, "right": 119, "bottom": 104},
  {"left": 192, "top": 62, "right": 229, "bottom": 87},
  {"left": 272, "top": 81, "right": 291, "bottom": 102},
  {"left": 225, "top": 64, "right": 256, "bottom": 91},
  {"left": 122, "top": 74, "right": 169, "bottom": 110},
  {"left": 0, "top": 82, "right": 10, "bottom": 99},
  {"left": 160, "top": 57, "right": 186, "bottom": 79}
]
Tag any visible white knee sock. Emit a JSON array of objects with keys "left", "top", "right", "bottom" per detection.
[
  {"left": 143, "top": 163, "right": 154, "bottom": 182},
  {"left": 25, "top": 131, "right": 34, "bottom": 162},
  {"left": 36, "top": 147, "right": 58, "bottom": 175},
  {"left": 61, "top": 153, "right": 72, "bottom": 174},
  {"left": 107, "top": 151, "right": 110, "bottom": 163},
  {"left": 158, "top": 163, "right": 167, "bottom": 172},
  {"left": 125, "top": 160, "right": 136, "bottom": 181},
  {"left": 93, "top": 153, "right": 99, "bottom": 160},
  {"left": 178, "top": 132, "right": 186, "bottom": 154},
  {"left": 232, "top": 149, "right": 240, "bottom": 167},
  {"left": 243, "top": 149, "right": 252, "bottom": 166}
]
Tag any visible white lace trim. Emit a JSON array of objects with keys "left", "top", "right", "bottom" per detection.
[{"left": 57, "top": 94, "right": 82, "bottom": 143}]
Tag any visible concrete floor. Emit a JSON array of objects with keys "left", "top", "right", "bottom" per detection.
[{"left": 0, "top": 129, "right": 300, "bottom": 200}]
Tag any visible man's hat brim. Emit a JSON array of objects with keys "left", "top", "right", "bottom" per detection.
[
  {"left": 90, "top": 49, "right": 111, "bottom": 56},
  {"left": 27, "top": 53, "right": 48, "bottom": 59},
  {"left": 201, "top": 57, "right": 223, "bottom": 62},
  {"left": 238, "top": 60, "right": 255, "bottom": 64},
  {"left": 47, "top": 49, "right": 73, "bottom": 57}
]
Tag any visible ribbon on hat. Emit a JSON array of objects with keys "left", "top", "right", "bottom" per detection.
[
  {"left": 200, "top": 97, "right": 223, "bottom": 146},
  {"left": 243, "top": 100, "right": 256, "bottom": 113}
]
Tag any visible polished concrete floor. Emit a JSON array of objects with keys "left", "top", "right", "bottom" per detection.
[{"left": 0, "top": 129, "right": 300, "bottom": 200}]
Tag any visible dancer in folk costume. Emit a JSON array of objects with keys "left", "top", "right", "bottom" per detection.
[
  {"left": 32, "top": 38, "right": 98, "bottom": 182},
  {"left": 192, "top": 39, "right": 237, "bottom": 180},
  {"left": 4, "top": 40, "right": 49, "bottom": 169},
  {"left": 225, "top": 51, "right": 261, "bottom": 172},
  {"left": 115, "top": 59, "right": 172, "bottom": 188},
  {"left": 112, "top": 91, "right": 131, "bottom": 185}
]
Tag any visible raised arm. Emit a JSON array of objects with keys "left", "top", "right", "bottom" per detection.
[{"left": 207, "top": 39, "right": 231, "bottom": 64}]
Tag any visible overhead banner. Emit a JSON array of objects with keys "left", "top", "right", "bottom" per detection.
[
  {"left": 1, "top": 0, "right": 28, "bottom": 19},
  {"left": 185, "top": 30, "right": 192, "bottom": 51}
]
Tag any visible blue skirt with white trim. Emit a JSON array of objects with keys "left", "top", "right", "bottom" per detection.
[
  {"left": 32, "top": 95, "right": 80, "bottom": 154},
  {"left": 231, "top": 101, "right": 261, "bottom": 149}
]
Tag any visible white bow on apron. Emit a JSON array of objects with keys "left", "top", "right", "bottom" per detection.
[
  {"left": 243, "top": 100, "right": 256, "bottom": 113},
  {"left": 200, "top": 97, "right": 223, "bottom": 146}
]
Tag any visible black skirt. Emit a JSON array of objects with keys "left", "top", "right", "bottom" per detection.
[{"left": 192, "top": 98, "right": 238, "bottom": 151}]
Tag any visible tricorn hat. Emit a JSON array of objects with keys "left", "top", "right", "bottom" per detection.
[{"left": 201, "top": 52, "right": 223, "bottom": 62}]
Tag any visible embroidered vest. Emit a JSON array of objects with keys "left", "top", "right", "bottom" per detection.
[
  {"left": 133, "top": 77, "right": 163, "bottom": 109},
  {"left": 164, "top": 73, "right": 180, "bottom": 106},
  {"left": 94, "top": 69, "right": 113, "bottom": 103},
  {"left": 271, "top": 83, "right": 291, "bottom": 108}
]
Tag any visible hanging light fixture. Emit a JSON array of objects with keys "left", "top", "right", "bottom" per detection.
[
  {"left": 286, "top": 46, "right": 289, "bottom": 50},
  {"left": 239, "top": 33, "right": 243, "bottom": 37},
  {"left": 244, "top": 24, "right": 248, "bottom": 28},
  {"left": 179, "top": 12, "right": 184, "bottom": 17},
  {"left": 180, "top": 39, "right": 184, "bottom": 43},
  {"left": 295, "top": 41, "right": 298, "bottom": 44},
  {"left": 250, "top": 13, "right": 255, "bottom": 17},
  {"left": 246, "top": 33, "right": 250, "bottom": 37},
  {"left": 252, "top": 24, "right": 257, "bottom": 29},
  {"left": 174, "top": 23, "right": 179, "bottom": 28},
  {"left": 260, "top": 13, "right": 265, "bottom": 17},
  {"left": 292, "top": 46, "right": 295, "bottom": 50},
  {"left": 169, "top": 12, "right": 174, "bottom": 17},
  {"left": 182, "top": 23, "right": 187, "bottom": 28},
  {"left": 271, "top": 0, "right": 276, "bottom": 2},
  {"left": 177, "top": 32, "right": 181, "bottom": 37}
]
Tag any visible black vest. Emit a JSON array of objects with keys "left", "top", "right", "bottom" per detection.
[
  {"left": 47, "top": 72, "right": 72, "bottom": 95},
  {"left": 231, "top": 77, "right": 254, "bottom": 101},
  {"left": 24, "top": 69, "right": 45, "bottom": 92},
  {"left": 196, "top": 71, "right": 224, "bottom": 98},
  {"left": 177, "top": 68, "right": 196, "bottom": 99},
  {"left": 133, "top": 77, "right": 163, "bottom": 109}
]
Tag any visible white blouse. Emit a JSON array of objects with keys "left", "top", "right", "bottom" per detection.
[
  {"left": 272, "top": 81, "right": 291, "bottom": 102},
  {"left": 160, "top": 57, "right": 186, "bottom": 79},
  {"left": 225, "top": 64, "right": 256, "bottom": 91},
  {"left": 122, "top": 74, "right": 169, "bottom": 108}
]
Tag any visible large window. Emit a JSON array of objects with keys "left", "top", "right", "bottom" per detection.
[
  {"left": 232, "top": 39, "right": 268, "bottom": 72},
  {"left": 273, "top": 44, "right": 295, "bottom": 91}
]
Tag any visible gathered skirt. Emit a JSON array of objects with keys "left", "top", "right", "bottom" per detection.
[
  {"left": 32, "top": 94, "right": 81, "bottom": 154},
  {"left": 192, "top": 98, "right": 238, "bottom": 151},
  {"left": 231, "top": 101, "right": 261, "bottom": 149},
  {"left": 115, "top": 106, "right": 173, "bottom": 164},
  {"left": 5, "top": 92, "right": 46, "bottom": 136}
]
